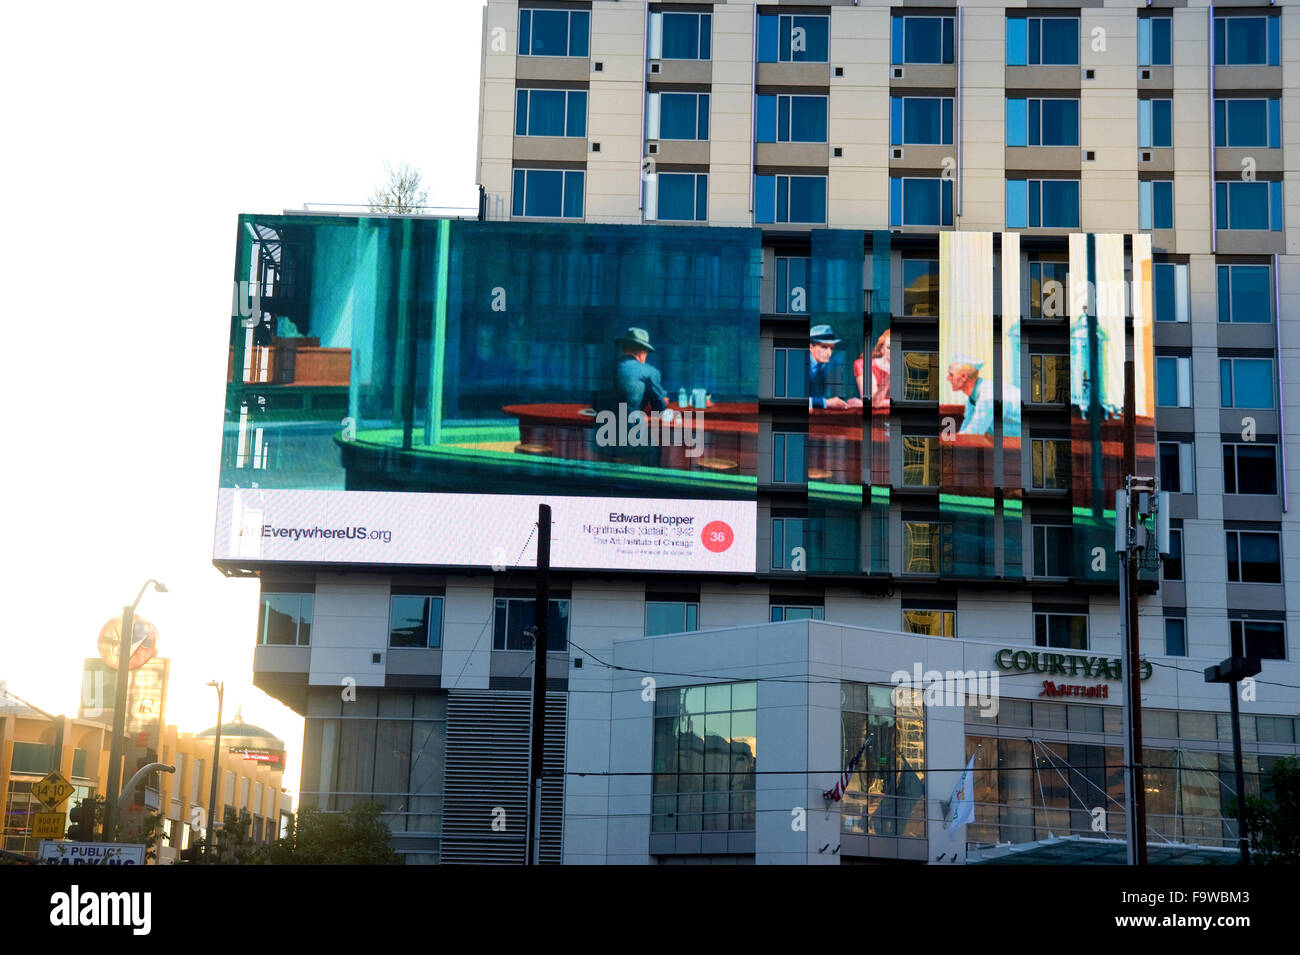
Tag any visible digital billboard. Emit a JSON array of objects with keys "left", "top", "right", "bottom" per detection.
[{"left": 215, "top": 217, "right": 760, "bottom": 572}]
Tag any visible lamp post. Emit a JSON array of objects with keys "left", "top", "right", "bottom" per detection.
[
  {"left": 102, "top": 579, "right": 167, "bottom": 842},
  {"left": 1205, "top": 656, "right": 1262, "bottom": 865},
  {"left": 205, "top": 680, "right": 224, "bottom": 862}
]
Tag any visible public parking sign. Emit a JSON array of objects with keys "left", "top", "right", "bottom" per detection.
[{"left": 39, "top": 842, "right": 145, "bottom": 865}]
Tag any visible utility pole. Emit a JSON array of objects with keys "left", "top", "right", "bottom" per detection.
[
  {"left": 205, "top": 681, "right": 224, "bottom": 862},
  {"left": 1205, "top": 656, "right": 1262, "bottom": 865},
  {"left": 524, "top": 504, "right": 551, "bottom": 866}
]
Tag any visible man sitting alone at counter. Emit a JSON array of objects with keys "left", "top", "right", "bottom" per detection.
[
  {"left": 594, "top": 327, "right": 674, "bottom": 465},
  {"left": 809, "top": 324, "right": 863, "bottom": 411}
]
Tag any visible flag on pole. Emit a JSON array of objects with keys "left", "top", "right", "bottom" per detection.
[
  {"left": 824, "top": 739, "right": 869, "bottom": 802},
  {"left": 947, "top": 753, "right": 977, "bottom": 832}
]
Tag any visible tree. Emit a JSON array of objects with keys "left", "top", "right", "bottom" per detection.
[
  {"left": 255, "top": 802, "right": 401, "bottom": 865},
  {"left": 368, "top": 162, "right": 430, "bottom": 214},
  {"left": 1241, "top": 756, "right": 1300, "bottom": 864}
]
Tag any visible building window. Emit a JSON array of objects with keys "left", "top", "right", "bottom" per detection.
[
  {"left": 903, "top": 521, "right": 953, "bottom": 574},
  {"left": 515, "top": 89, "right": 587, "bottom": 137},
  {"left": 1230, "top": 620, "right": 1286, "bottom": 660},
  {"left": 1214, "top": 16, "right": 1280, "bottom": 66},
  {"left": 757, "top": 94, "right": 827, "bottom": 143},
  {"left": 1139, "top": 180, "right": 1173, "bottom": 230},
  {"left": 1220, "top": 358, "right": 1274, "bottom": 409},
  {"left": 839, "top": 683, "right": 926, "bottom": 837},
  {"left": 493, "top": 597, "right": 569, "bottom": 650},
  {"left": 1139, "top": 16, "right": 1172, "bottom": 66},
  {"left": 1029, "top": 354, "right": 1069, "bottom": 403},
  {"left": 891, "top": 97, "right": 954, "bottom": 146},
  {"left": 11, "top": 742, "right": 53, "bottom": 774},
  {"left": 890, "top": 177, "right": 954, "bottom": 227},
  {"left": 1223, "top": 444, "right": 1278, "bottom": 496},
  {"left": 258, "top": 592, "right": 313, "bottom": 646},
  {"left": 1006, "top": 179, "right": 1079, "bottom": 229},
  {"left": 1215, "top": 181, "right": 1283, "bottom": 231},
  {"left": 1034, "top": 612, "right": 1088, "bottom": 650},
  {"left": 1028, "top": 261, "right": 1068, "bottom": 319},
  {"left": 757, "top": 12, "right": 829, "bottom": 62},
  {"left": 771, "top": 604, "right": 825, "bottom": 622},
  {"left": 653, "top": 172, "right": 707, "bottom": 222},
  {"left": 1155, "top": 355, "right": 1191, "bottom": 407},
  {"left": 775, "top": 256, "right": 809, "bottom": 314},
  {"left": 1154, "top": 262, "right": 1189, "bottom": 323},
  {"left": 1006, "top": 98, "right": 1079, "bottom": 147},
  {"left": 1226, "top": 531, "right": 1281, "bottom": 584},
  {"left": 1137, "top": 98, "right": 1172, "bottom": 149},
  {"left": 1217, "top": 265, "right": 1271, "bottom": 324},
  {"left": 902, "top": 609, "right": 956, "bottom": 637},
  {"left": 649, "top": 10, "right": 710, "bottom": 60},
  {"left": 1030, "top": 439, "right": 1071, "bottom": 490},
  {"left": 755, "top": 175, "right": 826, "bottom": 224},
  {"left": 647, "top": 91, "right": 708, "bottom": 141},
  {"left": 1032, "top": 525, "right": 1072, "bottom": 578},
  {"left": 519, "top": 8, "right": 590, "bottom": 58},
  {"left": 1158, "top": 441, "right": 1195, "bottom": 495},
  {"left": 1165, "top": 618, "right": 1187, "bottom": 657},
  {"left": 892, "top": 14, "right": 954, "bottom": 64},
  {"left": 772, "top": 431, "right": 807, "bottom": 484},
  {"left": 646, "top": 600, "right": 700, "bottom": 637},
  {"left": 1163, "top": 529, "right": 1183, "bottom": 581},
  {"left": 771, "top": 518, "right": 805, "bottom": 570},
  {"left": 773, "top": 347, "right": 808, "bottom": 399},
  {"left": 902, "top": 352, "right": 939, "bottom": 400},
  {"left": 902, "top": 259, "right": 939, "bottom": 317},
  {"left": 389, "top": 595, "right": 444, "bottom": 649},
  {"left": 1215, "top": 99, "right": 1281, "bottom": 148},
  {"left": 652, "top": 682, "right": 757, "bottom": 833},
  {"left": 1007, "top": 16, "right": 1079, "bottom": 66},
  {"left": 511, "top": 169, "right": 584, "bottom": 219},
  {"left": 902, "top": 435, "right": 940, "bottom": 487}
]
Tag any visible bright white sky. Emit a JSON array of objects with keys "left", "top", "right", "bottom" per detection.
[{"left": 0, "top": 0, "right": 487, "bottom": 799}]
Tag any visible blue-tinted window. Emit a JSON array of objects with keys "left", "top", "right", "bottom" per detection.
[
  {"left": 1215, "top": 16, "right": 1279, "bottom": 66},
  {"left": 655, "top": 173, "right": 707, "bottom": 222},
  {"left": 389, "top": 595, "right": 444, "bottom": 648},
  {"left": 1164, "top": 618, "right": 1186, "bottom": 656},
  {"left": 1226, "top": 532, "right": 1282, "bottom": 584},
  {"left": 755, "top": 175, "right": 826, "bottom": 224},
  {"left": 1220, "top": 358, "right": 1274, "bottom": 409},
  {"left": 892, "top": 97, "right": 953, "bottom": 145},
  {"left": 659, "top": 12, "right": 710, "bottom": 60},
  {"left": 1008, "top": 98, "right": 1079, "bottom": 146},
  {"left": 1008, "top": 16, "right": 1078, "bottom": 66},
  {"left": 1217, "top": 265, "right": 1271, "bottom": 324},
  {"left": 1139, "top": 99, "right": 1172, "bottom": 148},
  {"left": 772, "top": 517, "right": 805, "bottom": 569},
  {"left": 1216, "top": 181, "right": 1283, "bottom": 231},
  {"left": 1006, "top": 179, "right": 1078, "bottom": 229},
  {"left": 645, "top": 600, "right": 699, "bottom": 636},
  {"left": 775, "top": 257, "right": 809, "bottom": 314},
  {"left": 890, "top": 177, "right": 954, "bottom": 227},
  {"left": 1153, "top": 263, "right": 1181, "bottom": 322},
  {"left": 512, "top": 168, "right": 584, "bottom": 218},
  {"left": 658, "top": 92, "right": 708, "bottom": 140},
  {"left": 519, "top": 8, "right": 589, "bottom": 57},
  {"left": 494, "top": 597, "right": 569, "bottom": 650},
  {"left": 515, "top": 89, "right": 586, "bottom": 137},
  {"left": 758, "top": 13, "right": 829, "bottom": 63},
  {"left": 772, "top": 431, "right": 807, "bottom": 482},
  {"left": 259, "top": 592, "right": 313, "bottom": 646},
  {"left": 1139, "top": 16, "right": 1172, "bottom": 66},
  {"left": 1215, "top": 99, "right": 1281, "bottom": 148},
  {"left": 771, "top": 604, "right": 824, "bottom": 621},
  {"left": 774, "top": 347, "right": 808, "bottom": 398},
  {"left": 891, "top": 15, "right": 954, "bottom": 64},
  {"left": 756, "top": 95, "right": 827, "bottom": 143},
  {"left": 1140, "top": 180, "right": 1173, "bottom": 230},
  {"left": 1156, "top": 355, "right": 1185, "bottom": 407}
]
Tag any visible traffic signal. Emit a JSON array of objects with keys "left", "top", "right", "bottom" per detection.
[{"left": 67, "top": 800, "right": 95, "bottom": 841}]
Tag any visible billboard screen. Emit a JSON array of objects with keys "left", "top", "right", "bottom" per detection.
[{"left": 214, "top": 217, "right": 760, "bottom": 573}]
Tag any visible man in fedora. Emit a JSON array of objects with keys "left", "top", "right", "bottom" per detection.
[
  {"left": 809, "top": 324, "right": 861, "bottom": 410},
  {"left": 613, "top": 327, "right": 669, "bottom": 415}
]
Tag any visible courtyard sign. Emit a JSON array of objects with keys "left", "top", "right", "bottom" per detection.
[{"left": 995, "top": 648, "right": 1152, "bottom": 681}]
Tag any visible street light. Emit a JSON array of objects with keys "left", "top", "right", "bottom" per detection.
[
  {"left": 1205, "top": 656, "right": 1262, "bottom": 865},
  {"left": 204, "top": 680, "right": 224, "bottom": 863},
  {"left": 102, "top": 578, "right": 167, "bottom": 842}
]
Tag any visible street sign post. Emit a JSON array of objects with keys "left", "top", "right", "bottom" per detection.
[{"left": 32, "top": 771, "right": 75, "bottom": 810}]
